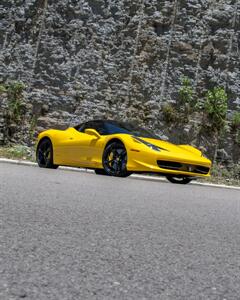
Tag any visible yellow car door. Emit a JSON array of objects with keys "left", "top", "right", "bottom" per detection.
[
  {"left": 54, "top": 128, "right": 84, "bottom": 166},
  {"left": 62, "top": 122, "right": 104, "bottom": 167}
]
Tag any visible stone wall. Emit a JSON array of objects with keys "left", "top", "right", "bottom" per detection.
[{"left": 0, "top": 0, "right": 239, "bottom": 161}]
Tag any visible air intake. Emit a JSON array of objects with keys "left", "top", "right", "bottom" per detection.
[{"left": 157, "top": 160, "right": 210, "bottom": 175}]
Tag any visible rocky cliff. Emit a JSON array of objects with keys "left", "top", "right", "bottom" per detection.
[{"left": 0, "top": 0, "right": 239, "bottom": 161}]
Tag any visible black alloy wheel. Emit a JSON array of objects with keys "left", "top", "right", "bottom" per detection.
[
  {"left": 166, "top": 176, "right": 192, "bottom": 184},
  {"left": 102, "top": 142, "right": 131, "bottom": 177},
  {"left": 37, "top": 139, "right": 58, "bottom": 169}
]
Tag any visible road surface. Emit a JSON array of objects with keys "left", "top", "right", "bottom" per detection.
[{"left": 0, "top": 163, "right": 240, "bottom": 299}]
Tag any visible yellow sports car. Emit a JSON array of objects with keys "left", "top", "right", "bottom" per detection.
[{"left": 36, "top": 119, "right": 212, "bottom": 184}]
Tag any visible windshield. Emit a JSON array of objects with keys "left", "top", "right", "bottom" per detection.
[{"left": 104, "top": 121, "right": 160, "bottom": 139}]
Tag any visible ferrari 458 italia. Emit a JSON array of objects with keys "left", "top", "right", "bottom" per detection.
[{"left": 36, "top": 120, "right": 212, "bottom": 184}]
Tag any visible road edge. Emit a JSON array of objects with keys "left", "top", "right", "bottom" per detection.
[{"left": 1, "top": 158, "right": 240, "bottom": 190}]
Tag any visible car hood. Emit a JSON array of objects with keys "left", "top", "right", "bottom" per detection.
[{"left": 139, "top": 137, "right": 210, "bottom": 162}]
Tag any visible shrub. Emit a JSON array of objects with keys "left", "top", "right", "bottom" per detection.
[
  {"left": 235, "top": 130, "right": 240, "bottom": 145},
  {"left": 204, "top": 87, "right": 228, "bottom": 131},
  {"left": 231, "top": 112, "right": 240, "bottom": 130},
  {"left": 5, "top": 81, "right": 26, "bottom": 124},
  {"left": 162, "top": 103, "right": 177, "bottom": 124},
  {"left": 0, "top": 145, "right": 34, "bottom": 161},
  {"left": 209, "top": 163, "right": 240, "bottom": 183},
  {"left": 178, "top": 76, "right": 201, "bottom": 118},
  {"left": 179, "top": 76, "right": 194, "bottom": 106},
  {"left": 0, "top": 84, "right": 7, "bottom": 94}
]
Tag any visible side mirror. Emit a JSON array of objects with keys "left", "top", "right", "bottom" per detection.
[{"left": 84, "top": 128, "right": 101, "bottom": 139}]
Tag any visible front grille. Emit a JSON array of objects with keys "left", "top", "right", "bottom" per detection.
[{"left": 157, "top": 160, "right": 210, "bottom": 175}]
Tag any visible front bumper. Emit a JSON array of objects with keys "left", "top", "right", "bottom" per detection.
[{"left": 127, "top": 150, "right": 212, "bottom": 177}]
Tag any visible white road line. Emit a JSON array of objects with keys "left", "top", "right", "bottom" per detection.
[{"left": 0, "top": 158, "right": 239, "bottom": 190}]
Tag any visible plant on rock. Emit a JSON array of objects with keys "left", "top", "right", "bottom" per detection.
[
  {"left": 203, "top": 87, "right": 228, "bottom": 132},
  {"left": 231, "top": 112, "right": 240, "bottom": 130},
  {"left": 162, "top": 103, "right": 177, "bottom": 124},
  {"left": 230, "top": 112, "right": 240, "bottom": 146},
  {"left": 6, "top": 81, "right": 26, "bottom": 124},
  {"left": 179, "top": 76, "right": 195, "bottom": 114},
  {"left": 0, "top": 81, "right": 28, "bottom": 143},
  {"left": 200, "top": 87, "right": 228, "bottom": 161},
  {"left": 162, "top": 76, "right": 199, "bottom": 126},
  {"left": 0, "top": 84, "right": 7, "bottom": 94}
]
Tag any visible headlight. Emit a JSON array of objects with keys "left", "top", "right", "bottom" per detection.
[
  {"left": 144, "top": 142, "right": 161, "bottom": 152},
  {"left": 132, "top": 136, "right": 161, "bottom": 152}
]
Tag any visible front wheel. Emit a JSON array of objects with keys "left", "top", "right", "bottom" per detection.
[
  {"left": 166, "top": 176, "right": 192, "bottom": 184},
  {"left": 37, "top": 138, "right": 58, "bottom": 169},
  {"left": 102, "top": 142, "right": 132, "bottom": 177},
  {"left": 95, "top": 169, "right": 109, "bottom": 176}
]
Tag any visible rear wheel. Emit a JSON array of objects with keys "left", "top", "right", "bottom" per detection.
[
  {"left": 166, "top": 176, "right": 192, "bottom": 184},
  {"left": 102, "top": 142, "right": 131, "bottom": 177},
  {"left": 37, "top": 138, "right": 58, "bottom": 169}
]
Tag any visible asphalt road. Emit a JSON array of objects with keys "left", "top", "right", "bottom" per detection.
[{"left": 0, "top": 163, "right": 240, "bottom": 300}]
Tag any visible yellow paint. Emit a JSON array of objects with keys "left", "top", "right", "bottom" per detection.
[{"left": 37, "top": 127, "right": 212, "bottom": 177}]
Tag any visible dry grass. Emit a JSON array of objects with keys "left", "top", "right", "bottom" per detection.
[{"left": 0, "top": 145, "right": 35, "bottom": 161}]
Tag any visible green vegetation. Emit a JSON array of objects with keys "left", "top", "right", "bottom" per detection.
[
  {"left": 0, "top": 81, "right": 36, "bottom": 144},
  {"left": 168, "top": 79, "right": 228, "bottom": 133},
  {"left": 235, "top": 129, "right": 240, "bottom": 145},
  {"left": 0, "top": 84, "right": 7, "bottom": 94},
  {"left": 0, "top": 145, "right": 35, "bottom": 161},
  {"left": 162, "top": 76, "right": 200, "bottom": 124},
  {"left": 161, "top": 79, "right": 229, "bottom": 162},
  {"left": 203, "top": 87, "right": 228, "bottom": 132},
  {"left": 199, "top": 163, "right": 240, "bottom": 186},
  {"left": 231, "top": 112, "right": 240, "bottom": 130},
  {"left": 28, "top": 116, "right": 38, "bottom": 144},
  {"left": 162, "top": 103, "right": 177, "bottom": 124},
  {"left": 229, "top": 112, "right": 240, "bottom": 145},
  {"left": 5, "top": 81, "right": 26, "bottom": 124},
  {"left": 162, "top": 77, "right": 195, "bottom": 124},
  {"left": 179, "top": 76, "right": 195, "bottom": 114},
  {"left": 201, "top": 87, "right": 228, "bottom": 161}
]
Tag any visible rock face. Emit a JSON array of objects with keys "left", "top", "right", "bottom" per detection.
[{"left": 0, "top": 0, "right": 239, "bottom": 161}]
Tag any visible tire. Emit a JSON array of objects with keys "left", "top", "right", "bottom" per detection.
[
  {"left": 95, "top": 169, "right": 109, "bottom": 176},
  {"left": 166, "top": 176, "right": 192, "bottom": 184},
  {"left": 102, "top": 142, "right": 131, "bottom": 177},
  {"left": 36, "top": 138, "right": 58, "bottom": 169}
]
